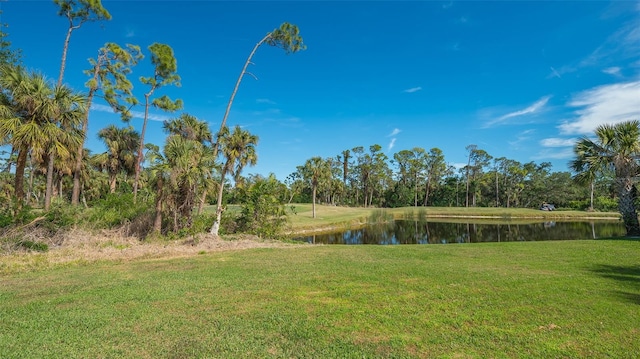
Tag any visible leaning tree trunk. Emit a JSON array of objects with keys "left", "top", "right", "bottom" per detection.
[
  {"left": 210, "top": 165, "right": 229, "bottom": 236},
  {"left": 617, "top": 178, "right": 640, "bottom": 236}
]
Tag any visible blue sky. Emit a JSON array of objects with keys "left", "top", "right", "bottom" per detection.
[{"left": 3, "top": 0, "right": 640, "bottom": 180}]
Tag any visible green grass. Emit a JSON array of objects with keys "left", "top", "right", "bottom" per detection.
[{"left": 1, "top": 240, "right": 638, "bottom": 358}]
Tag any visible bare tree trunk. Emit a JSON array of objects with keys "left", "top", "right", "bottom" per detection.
[
  {"left": 58, "top": 25, "right": 74, "bottom": 86},
  {"left": 133, "top": 91, "right": 153, "bottom": 201},
  {"left": 210, "top": 166, "right": 228, "bottom": 236},
  {"left": 212, "top": 34, "right": 270, "bottom": 160},
  {"left": 72, "top": 82, "right": 98, "bottom": 205}
]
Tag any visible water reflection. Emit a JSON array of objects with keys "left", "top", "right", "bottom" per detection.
[{"left": 293, "top": 220, "right": 626, "bottom": 245}]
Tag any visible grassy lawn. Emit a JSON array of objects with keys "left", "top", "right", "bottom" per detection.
[{"left": 1, "top": 240, "right": 638, "bottom": 358}]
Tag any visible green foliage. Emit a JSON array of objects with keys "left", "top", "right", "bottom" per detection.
[
  {"left": 86, "top": 193, "right": 151, "bottom": 228},
  {"left": 235, "top": 175, "right": 288, "bottom": 238},
  {"left": 41, "top": 202, "right": 81, "bottom": 232},
  {"left": 15, "top": 239, "right": 48, "bottom": 252}
]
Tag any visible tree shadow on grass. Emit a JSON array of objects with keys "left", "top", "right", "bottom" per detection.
[{"left": 590, "top": 264, "right": 640, "bottom": 305}]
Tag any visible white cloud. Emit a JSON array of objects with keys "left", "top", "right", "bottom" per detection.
[
  {"left": 90, "top": 103, "right": 170, "bottom": 122},
  {"left": 388, "top": 138, "right": 397, "bottom": 152},
  {"left": 532, "top": 147, "right": 575, "bottom": 161},
  {"left": 486, "top": 95, "right": 551, "bottom": 127},
  {"left": 559, "top": 81, "right": 640, "bottom": 135},
  {"left": 539, "top": 138, "right": 577, "bottom": 147},
  {"left": 388, "top": 128, "right": 401, "bottom": 137},
  {"left": 602, "top": 66, "right": 622, "bottom": 76},
  {"left": 403, "top": 86, "right": 422, "bottom": 93},
  {"left": 256, "top": 98, "right": 276, "bottom": 105}
]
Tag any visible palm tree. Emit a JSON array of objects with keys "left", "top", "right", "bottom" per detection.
[
  {"left": 210, "top": 126, "right": 258, "bottom": 236},
  {"left": 0, "top": 67, "right": 84, "bottom": 209},
  {"left": 572, "top": 120, "right": 640, "bottom": 236},
  {"left": 163, "top": 113, "right": 213, "bottom": 215},
  {"left": 163, "top": 135, "right": 216, "bottom": 232},
  {"left": 298, "top": 157, "right": 331, "bottom": 219},
  {"left": 96, "top": 125, "right": 139, "bottom": 193},
  {"left": 43, "top": 83, "right": 86, "bottom": 210}
]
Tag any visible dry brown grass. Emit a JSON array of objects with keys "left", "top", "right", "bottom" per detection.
[{"left": 1, "top": 229, "right": 302, "bottom": 274}]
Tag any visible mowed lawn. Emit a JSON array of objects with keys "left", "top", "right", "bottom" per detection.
[{"left": 1, "top": 240, "right": 639, "bottom": 358}]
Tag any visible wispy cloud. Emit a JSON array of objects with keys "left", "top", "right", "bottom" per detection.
[
  {"left": 540, "top": 138, "right": 576, "bottom": 147},
  {"left": 549, "top": 8, "right": 640, "bottom": 79},
  {"left": 486, "top": 96, "right": 551, "bottom": 127},
  {"left": 388, "top": 138, "right": 397, "bottom": 152},
  {"left": 549, "top": 66, "right": 562, "bottom": 79},
  {"left": 125, "top": 28, "right": 135, "bottom": 38},
  {"left": 256, "top": 98, "right": 276, "bottom": 105},
  {"left": 90, "top": 103, "right": 171, "bottom": 122},
  {"left": 559, "top": 80, "right": 640, "bottom": 135},
  {"left": 388, "top": 128, "right": 401, "bottom": 137},
  {"left": 403, "top": 86, "right": 422, "bottom": 93},
  {"left": 602, "top": 66, "right": 622, "bottom": 77},
  {"left": 507, "top": 129, "right": 535, "bottom": 147},
  {"left": 532, "top": 147, "right": 575, "bottom": 160}
]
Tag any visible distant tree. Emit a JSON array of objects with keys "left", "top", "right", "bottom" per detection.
[
  {"left": 210, "top": 126, "right": 258, "bottom": 236},
  {"left": 212, "top": 23, "right": 305, "bottom": 160},
  {"left": 133, "top": 43, "right": 183, "bottom": 200},
  {"left": 572, "top": 120, "right": 640, "bottom": 236},
  {"left": 298, "top": 156, "right": 331, "bottom": 219},
  {"left": 424, "top": 148, "right": 446, "bottom": 207}
]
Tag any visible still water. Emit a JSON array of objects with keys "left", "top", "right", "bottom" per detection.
[{"left": 292, "top": 220, "right": 626, "bottom": 245}]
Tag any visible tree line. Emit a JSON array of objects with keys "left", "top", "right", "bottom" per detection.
[{"left": 276, "top": 144, "right": 615, "bottom": 219}]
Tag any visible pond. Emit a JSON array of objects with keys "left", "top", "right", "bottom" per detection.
[{"left": 292, "top": 219, "right": 626, "bottom": 245}]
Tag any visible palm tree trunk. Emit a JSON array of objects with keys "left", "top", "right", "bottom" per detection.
[
  {"left": 44, "top": 151, "right": 55, "bottom": 211},
  {"left": 617, "top": 178, "right": 640, "bottom": 236},
  {"left": 14, "top": 148, "right": 28, "bottom": 209},
  {"left": 197, "top": 189, "right": 207, "bottom": 215},
  {"left": 72, "top": 85, "right": 97, "bottom": 205},
  {"left": 109, "top": 174, "right": 117, "bottom": 193},
  {"left": 312, "top": 185, "right": 316, "bottom": 219},
  {"left": 153, "top": 176, "right": 163, "bottom": 233}
]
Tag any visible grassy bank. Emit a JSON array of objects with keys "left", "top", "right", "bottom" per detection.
[
  {"left": 285, "top": 204, "right": 621, "bottom": 234},
  {"left": 1, "top": 240, "right": 638, "bottom": 358}
]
